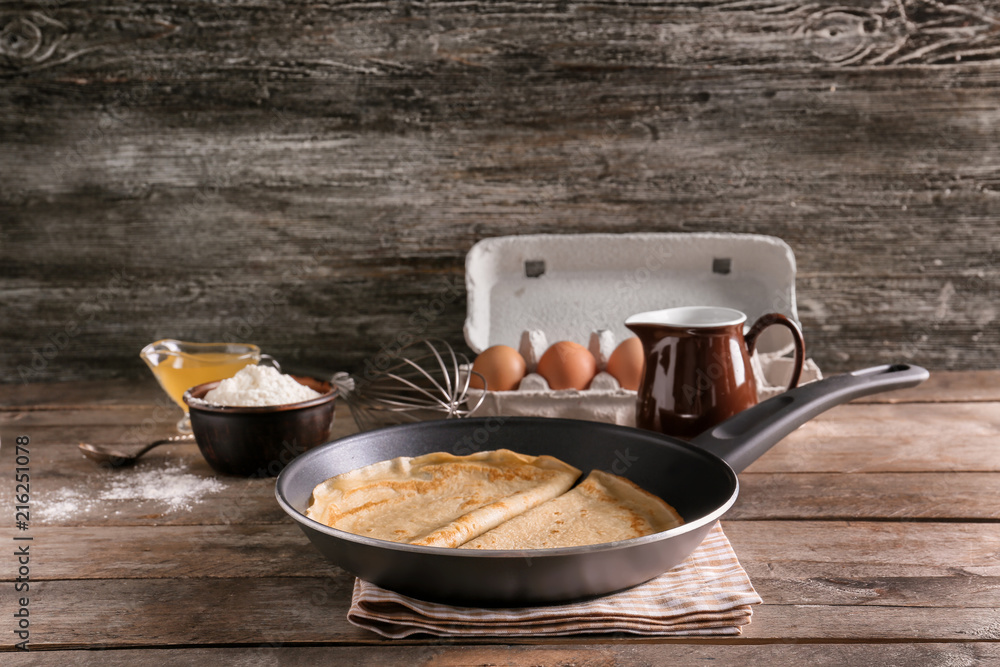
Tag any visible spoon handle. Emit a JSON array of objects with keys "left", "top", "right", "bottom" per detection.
[{"left": 134, "top": 433, "right": 196, "bottom": 457}]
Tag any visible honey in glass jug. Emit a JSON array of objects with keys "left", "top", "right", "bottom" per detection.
[{"left": 140, "top": 340, "right": 274, "bottom": 433}]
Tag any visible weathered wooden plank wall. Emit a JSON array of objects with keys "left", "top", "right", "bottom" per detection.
[{"left": 1, "top": 0, "right": 998, "bottom": 383}]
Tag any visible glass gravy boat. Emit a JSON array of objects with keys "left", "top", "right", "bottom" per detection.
[{"left": 140, "top": 340, "right": 277, "bottom": 433}]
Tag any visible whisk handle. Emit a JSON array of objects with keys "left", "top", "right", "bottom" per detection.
[{"left": 332, "top": 371, "right": 356, "bottom": 398}]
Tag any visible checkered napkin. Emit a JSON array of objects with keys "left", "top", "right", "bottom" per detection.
[{"left": 348, "top": 522, "right": 761, "bottom": 638}]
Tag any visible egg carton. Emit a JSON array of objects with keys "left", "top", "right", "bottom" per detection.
[{"left": 463, "top": 233, "right": 823, "bottom": 426}]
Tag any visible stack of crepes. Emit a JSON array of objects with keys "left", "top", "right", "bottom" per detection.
[{"left": 306, "top": 449, "right": 760, "bottom": 637}]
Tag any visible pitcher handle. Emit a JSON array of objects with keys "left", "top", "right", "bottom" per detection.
[{"left": 744, "top": 313, "right": 805, "bottom": 390}]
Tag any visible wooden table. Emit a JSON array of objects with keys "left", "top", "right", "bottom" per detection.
[{"left": 2, "top": 371, "right": 998, "bottom": 663}]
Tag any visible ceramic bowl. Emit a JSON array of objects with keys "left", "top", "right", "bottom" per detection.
[{"left": 183, "top": 376, "right": 336, "bottom": 477}]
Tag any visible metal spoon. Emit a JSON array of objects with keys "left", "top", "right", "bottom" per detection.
[{"left": 78, "top": 434, "right": 196, "bottom": 467}]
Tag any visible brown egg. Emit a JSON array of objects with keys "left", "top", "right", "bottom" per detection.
[
  {"left": 605, "top": 337, "right": 645, "bottom": 391},
  {"left": 536, "top": 341, "right": 597, "bottom": 391},
  {"left": 469, "top": 345, "right": 526, "bottom": 391}
]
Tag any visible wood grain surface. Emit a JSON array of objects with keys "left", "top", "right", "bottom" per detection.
[
  {"left": 7, "top": 644, "right": 999, "bottom": 667},
  {"left": 1, "top": 1, "right": 998, "bottom": 383},
  {"left": 0, "top": 371, "right": 997, "bottom": 662}
]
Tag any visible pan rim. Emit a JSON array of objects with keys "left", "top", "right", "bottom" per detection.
[{"left": 274, "top": 416, "right": 741, "bottom": 558}]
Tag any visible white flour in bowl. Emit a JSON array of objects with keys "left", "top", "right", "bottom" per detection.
[{"left": 202, "top": 365, "right": 322, "bottom": 407}]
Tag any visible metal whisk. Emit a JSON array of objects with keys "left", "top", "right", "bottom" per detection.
[{"left": 332, "top": 339, "right": 486, "bottom": 432}]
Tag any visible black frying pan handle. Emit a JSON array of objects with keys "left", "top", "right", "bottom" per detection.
[{"left": 689, "top": 364, "right": 929, "bottom": 473}]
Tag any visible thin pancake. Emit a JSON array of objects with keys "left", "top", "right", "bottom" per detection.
[
  {"left": 460, "top": 469, "right": 684, "bottom": 550},
  {"left": 306, "top": 449, "right": 581, "bottom": 548}
]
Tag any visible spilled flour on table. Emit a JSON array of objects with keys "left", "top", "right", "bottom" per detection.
[{"left": 36, "top": 463, "right": 227, "bottom": 522}]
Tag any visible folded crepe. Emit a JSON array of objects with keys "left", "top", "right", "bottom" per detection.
[
  {"left": 461, "top": 469, "right": 684, "bottom": 550},
  {"left": 306, "top": 449, "right": 581, "bottom": 548}
]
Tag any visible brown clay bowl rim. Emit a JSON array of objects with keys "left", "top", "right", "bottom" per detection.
[{"left": 183, "top": 375, "right": 336, "bottom": 414}]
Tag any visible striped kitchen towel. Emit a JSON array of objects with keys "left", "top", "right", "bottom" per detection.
[{"left": 348, "top": 522, "right": 761, "bottom": 638}]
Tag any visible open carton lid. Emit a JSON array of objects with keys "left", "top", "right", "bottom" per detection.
[{"left": 464, "top": 232, "right": 801, "bottom": 357}]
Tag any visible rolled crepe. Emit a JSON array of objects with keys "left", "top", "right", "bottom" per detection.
[
  {"left": 306, "top": 449, "right": 581, "bottom": 548},
  {"left": 461, "top": 469, "right": 684, "bottom": 550}
]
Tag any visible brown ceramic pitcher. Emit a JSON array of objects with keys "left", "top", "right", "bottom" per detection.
[{"left": 625, "top": 306, "right": 805, "bottom": 440}]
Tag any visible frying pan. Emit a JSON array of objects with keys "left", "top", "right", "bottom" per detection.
[{"left": 276, "top": 363, "right": 928, "bottom": 606}]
